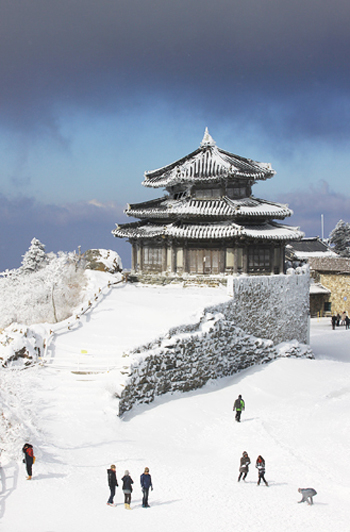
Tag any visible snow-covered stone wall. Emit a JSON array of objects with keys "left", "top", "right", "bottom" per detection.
[
  {"left": 224, "top": 267, "right": 310, "bottom": 344},
  {"left": 118, "top": 269, "right": 311, "bottom": 415}
]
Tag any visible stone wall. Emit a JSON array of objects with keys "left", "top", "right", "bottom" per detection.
[
  {"left": 118, "top": 270, "right": 311, "bottom": 415},
  {"left": 118, "top": 313, "right": 313, "bottom": 416},
  {"left": 318, "top": 273, "right": 350, "bottom": 315},
  {"left": 223, "top": 270, "right": 310, "bottom": 344}
]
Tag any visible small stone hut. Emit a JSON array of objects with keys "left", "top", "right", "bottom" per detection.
[{"left": 113, "top": 129, "right": 303, "bottom": 277}]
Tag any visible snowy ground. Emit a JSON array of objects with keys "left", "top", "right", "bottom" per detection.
[{"left": 1, "top": 275, "right": 350, "bottom": 532}]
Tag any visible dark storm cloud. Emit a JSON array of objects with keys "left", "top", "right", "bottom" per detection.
[
  {"left": 0, "top": 194, "right": 130, "bottom": 271},
  {"left": 1, "top": 0, "right": 350, "bottom": 139}
]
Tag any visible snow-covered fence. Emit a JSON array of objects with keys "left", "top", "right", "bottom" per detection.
[
  {"left": 0, "top": 274, "right": 125, "bottom": 369},
  {"left": 41, "top": 275, "right": 125, "bottom": 367}
]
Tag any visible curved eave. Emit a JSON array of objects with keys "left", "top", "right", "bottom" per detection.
[
  {"left": 142, "top": 145, "right": 275, "bottom": 188},
  {"left": 125, "top": 196, "right": 293, "bottom": 220},
  {"left": 113, "top": 221, "right": 303, "bottom": 241}
]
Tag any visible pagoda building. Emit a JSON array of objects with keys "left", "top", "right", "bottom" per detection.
[{"left": 112, "top": 129, "right": 303, "bottom": 276}]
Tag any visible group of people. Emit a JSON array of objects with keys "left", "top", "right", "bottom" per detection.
[
  {"left": 21, "top": 443, "right": 153, "bottom": 510},
  {"left": 238, "top": 451, "right": 268, "bottom": 486},
  {"left": 331, "top": 311, "right": 350, "bottom": 329},
  {"left": 23, "top": 393, "right": 317, "bottom": 508},
  {"left": 233, "top": 396, "right": 317, "bottom": 504},
  {"left": 107, "top": 466, "right": 153, "bottom": 509}
]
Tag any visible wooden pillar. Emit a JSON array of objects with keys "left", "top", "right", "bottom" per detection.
[
  {"left": 162, "top": 242, "right": 167, "bottom": 273},
  {"left": 136, "top": 243, "right": 142, "bottom": 273},
  {"left": 235, "top": 247, "right": 244, "bottom": 274},
  {"left": 131, "top": 242, "right": 136, "bottom": 271},
  {"left": 176, "top": 247, "right": 184, "bottom": 274},
  {"left": 226, "top": 247, "right": 234, "bottom": 273},
  {"left": 165, "top": 239, "right": 175, "bottom": 273}
]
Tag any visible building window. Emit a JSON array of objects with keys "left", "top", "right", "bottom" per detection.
[
  {"left": 187, "top": 249, "right": 224, "bottom": 274},
  {"left": 226, "top": 186, "right": 247, "bottom": 198},
  {"left": 143, "top": 247, "right": 163, "bottom": 271},
  {"left": 248, "top": 248, "right": 271, "bottom": 272},
  {"left": 193, "top": 188, "right": 221, "bottom": 199}
]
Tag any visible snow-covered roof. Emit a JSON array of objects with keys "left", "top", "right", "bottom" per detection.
[
  {"left": 293, "top": 251, "right": 338, "bottom": 260},
  {"left": 125, "top": 196, "right": 293, "bottom": 220},
  {"left": 113, "top": 220, "right": 303, "bottom": 241},
  {"left": 309, "top": 281, "right": 331, "bottom": 295},
  {"left": 308, "top": 256, "right": 350, "bottom": 273},
  {"left": 287, "top": 237, "right": 336, "bottom": 255},
  {"left": 142, "top": 129, "right": 276, "bottom": 188}
]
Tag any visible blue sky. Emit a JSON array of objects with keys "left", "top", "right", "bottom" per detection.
[{"left": 1, "top": 0, "right": 350, "bottom": 270}]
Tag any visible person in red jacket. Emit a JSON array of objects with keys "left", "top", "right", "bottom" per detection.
[
  {"left": 22, "top": 443, "right": 34, "bottom": 480},
  {"left": 256, "top": 455, "right": 268, "bottom": 486}
]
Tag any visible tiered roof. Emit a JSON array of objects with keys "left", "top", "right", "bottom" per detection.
[
  {"left": 113, "top": 129, "right": 303, "bottom": 244},
  {"left": 143, "top": 128, "right": 275, "bottom": 188},
  {"left": 125, "top": 196, "right": 293, "bottom": 220},
  {"left": 113, "top": 220, "right": 303, "bottom": 241}
]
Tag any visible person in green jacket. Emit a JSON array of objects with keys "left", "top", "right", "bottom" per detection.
[{"left": 233, "top": 394, "right": 245, "bottom": 422}]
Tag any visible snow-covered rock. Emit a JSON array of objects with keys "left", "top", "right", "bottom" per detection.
[{"left": 83, "top": 249, "right": 122, "bottom": 273}]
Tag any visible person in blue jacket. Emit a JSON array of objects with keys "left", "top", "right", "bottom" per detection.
[{"left": 140, "top": 467, "right": 153, "bottom": 508}]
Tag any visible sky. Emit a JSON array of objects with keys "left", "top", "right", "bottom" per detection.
[{"left": 1, "top": 0, "right": 350, "bottom": 270}]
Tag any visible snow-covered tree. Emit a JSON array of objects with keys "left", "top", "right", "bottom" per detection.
[
  {"left": 21, "top": 238, "right": 47, "bottom": 274},
  {"left": 329, "top": 220, "right": 350, "bottom": 257},
  {"left": 0, "top": 245, "right": 86, "bottom": 328}
]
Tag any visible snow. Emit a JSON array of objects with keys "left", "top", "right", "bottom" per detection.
[
  {"left": 1, "top": 277, "right": 350, "bottom": 532},
  {"left": 293, "top": 251, "right": 338, "bottom": 259},
  {"left": 115, "top": 220, "right": 302, "bottom": 240}
]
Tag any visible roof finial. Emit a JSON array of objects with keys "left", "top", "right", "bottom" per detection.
[{"left": 200, "top": 127, "right": 216, "bottom": 148}]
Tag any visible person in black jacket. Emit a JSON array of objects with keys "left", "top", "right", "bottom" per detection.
[
  {"left": 22, "top": 443, "right": 34, "bottom": 480},
  {"left": 121, "top": 470, "right": 134, "bottom": 509},
  {"left": 107, "top": 465, "right": 118, "bottom": 506},
  {"left": 140, "top": 467, "right": 153, "bottom": 508}
]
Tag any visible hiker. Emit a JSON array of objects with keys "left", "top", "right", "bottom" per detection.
[
  {"left": 298, "top": 487, "right": 317, "bottom": 505},
  {"left": 121, "top": 470, "right": 134, "bottom": 509},
  {"left": 107, "top": 464, "right": 118, "bottom": 506},
  {"left": 238, "top": 451, "right": 251, "bottom": 482},
  {"left": 22, "top": 443, "right": 35, "bottom": 480},
  {"left": 140, "top": 467, "right": 153, "bottom": 508},
  {"left": 256, "top": 455, "right": 268, "bottom": 486},
  {"left": 341, "top": 311, "right": 347, "bottom": 326},
  {"left": 233, "top": 394, "right": 245, "bottom": 422}
]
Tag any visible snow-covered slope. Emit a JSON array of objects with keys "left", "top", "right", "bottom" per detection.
[{"left": 1, "top": 279, "right": 349, "bottom": 532}]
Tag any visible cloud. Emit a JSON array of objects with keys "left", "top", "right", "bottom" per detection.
[
  {"left": 0, "top": 195, "right": 131, "bottom": 271},
  {"left": 2, "top": 182, "right": 350, "bottom": 273},
  {"left": 1, "top": 0, "right": 350, "bottom": 143},
  {"left": 275, "top": 181, "right": 350, "bottom": 238}
]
